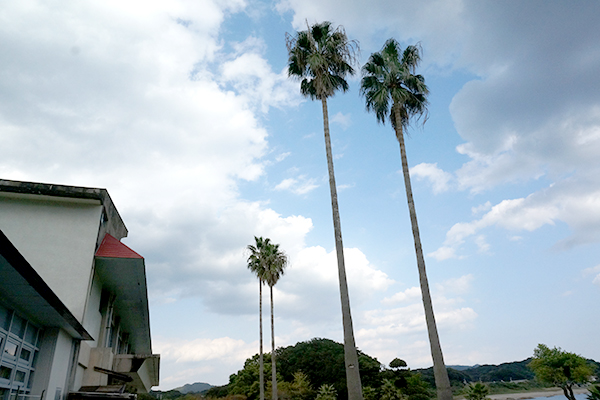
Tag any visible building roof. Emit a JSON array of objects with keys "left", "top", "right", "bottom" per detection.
[
  {"left": 95, "top": 234, "right": 152, "bottom": 355},
  {"left": 96, "top": 234, "right": 142, "bottom": 259},
  {"left": 0, "top": 179, "right": 128, "bottom": 244}
]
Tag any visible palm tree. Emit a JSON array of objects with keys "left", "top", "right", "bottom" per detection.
[
  {"left": 262, "top": 241, "right": 288, "bottom": 400},
  {"left": 360, "top": 39, "right": 452, "bottom": 400},
  {"left": 286, "top": 22, "right": 363, "bottom": 400},
  {"left": 247, "top": 236, "right": 269, "bottom": 400}
]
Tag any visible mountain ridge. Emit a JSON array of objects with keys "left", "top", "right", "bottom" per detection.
[{"left": 173, "top": 382, "right": 214, "bottom": 394}]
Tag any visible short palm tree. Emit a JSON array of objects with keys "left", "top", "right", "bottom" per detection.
[
  {"left": 464, "top": 383, "right": 490, "bottom": 400},
  {"left": 247, "top": 236, "right": 269, "bottom": 400},
  {"left": 360, "top": 39, "right": 452, "bottom": 400},
  {"left": 262, "top": 240, "right": 288, "bottom": 400},
  {"left": 286, "top": 21, "right": 363, "bottom": 400}
]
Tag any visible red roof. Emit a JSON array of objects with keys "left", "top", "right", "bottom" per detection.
[{"left": 95, "top": 234, "right": 143, "bottom": 259}]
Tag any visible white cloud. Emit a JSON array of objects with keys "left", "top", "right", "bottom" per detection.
[
  {"left": 274, "top": 175, "right": 319, "bottom": 195},
  {"left": 153, "top": 335, "right": 257, "bottom": 387},
  {"left": 474, "top": 235, "right": 490, "bottom": 254},
  {"left": 357, "top": 286, "right": 477, "bottom": 367},
  {"left": 435, "top": 274, "right": 474, "bottom": 295},
  {"left": 583, "top": 265, "right": 600, "bottom": 288},
  {"left": 220, "top": 37, "right": 301, "bottom": 113},
  {"left": 277, "top": 246, "right": 394, "bottom": 322},
  {"left": 275, "top": 152, "right": 291, "bottom": 162},
  {"left": 410, "top": 163, "right": 453, "bottom": 194},
  {"left": 382, "top": 287, "right": 421, "bottom": 305},
  {"left": 472, "top": 201, "right": 492, "bottom": 216},
  {"left": 331, "top": 112, "right": 352, "bottom": 130},
  {"left": 155, "top": 336, "right": 254, "bottom": 363},
  {"left": 428, "top": 246, "right": 459, "bottom": 262},
  {"left": 431, "top": 178, "right": 600, "bottom": 258}
]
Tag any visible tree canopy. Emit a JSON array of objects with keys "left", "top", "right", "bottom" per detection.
[
  {"left": 213, "top": 338, "right": 434, "bottom": 400},
  {"left": 529, "top": 344, "right": 595, "bottom": 400}
]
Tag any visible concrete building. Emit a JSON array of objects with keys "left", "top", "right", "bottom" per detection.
[{"left": 0, "top": 179, "right": 159, "bottom": 400}]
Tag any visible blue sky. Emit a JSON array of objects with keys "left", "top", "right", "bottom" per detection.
[{"left": 1, "top": 0, "right": 600, "bottom": 391}]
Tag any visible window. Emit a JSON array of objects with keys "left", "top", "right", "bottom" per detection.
[
  {"left": 14, "top": 371, "right": 25, "bottom": 383},
  {"left": 3, "top": 343, "right": 17, "bottom": 358},
  {"left": 24, "top": 326, "right": 37, "bottom": 347},
  {"left": 0, "top": 306, "right": 40, "bottom": 394},
  {"left": 18, "top": 349, "right": 30, "bottom": 363},
  {"left": 0, "top": 306, "right": 10, "bottom": 331},
  {"left": 9, "top": 316, "right": 25, "bottom": 339},
  {"left": 0, "top": 366, "right": 11, "bottom": 380}
]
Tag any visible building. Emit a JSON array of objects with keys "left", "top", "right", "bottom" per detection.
[{"left": 0, "top": 179, "right": 159, "bottom": 400}]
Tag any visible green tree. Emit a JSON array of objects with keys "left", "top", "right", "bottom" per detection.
[
  {"left": 229, "top": 354, "right": 272, "bottom": 400},
  {"left": 403, "top": 374, "right": 435, "bottom": 400},
  {"left": 362, "top": 387, "right": 377, "bottom": 400},
  {"left": 276, "top": 338, "right": 381, "bottom": 400},
  {"left": 390, "top": 359, "right": 408, "bottom": 370},
  {"left": 316, "top": 384, "right": 338, "bottom": 400},
  {"left": 463, "top": 383, "right": 489, "bottom": 400},
  {"left": 529, "top": 344, "right": 595, "bottom": 400},
  {"left": 247, "top": 236, "right": 270, "bottom": 400},
  {"left": 286, "top": 21, "right": 362, "bottom": 400},
  {"left": 381, "top": 379, "right": 405, "bottom": 400},
  {"left": 360, "top": 39, "right": 451, "bottom": 400},
  {"left": 587, "top": 384, "right": 600, "bottom": 400},
  {"left": 279, "top": 372, "right": 314, "bottom": 400},
  {"left": 262, "top": 240, "right": 289, "bottom": 400}
]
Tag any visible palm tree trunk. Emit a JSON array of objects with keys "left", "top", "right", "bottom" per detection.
[
  {"left": 270, "top": 285, "right": 277, "bottom": 400},
  {"left": 321, "top": 97, "right": 363, "bottom": 400},
  {"left": 394, "top": 106, "right": 452, "bottom": 400},
  {"left": 259, "top": 279, "right": 265, "bottom": 400}
]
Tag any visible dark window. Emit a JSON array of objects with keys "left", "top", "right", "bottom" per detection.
[
  {"left": 14, "top": 371, "right": 25, "bottom": 383},
  {"left": 0, "top": 366, "right": 12, "bottom": 380},
  {"left": 19, "top": 348, "right": 31, "bottom": 363},
  {"left": 24, "top": 326, "right": 37, "bottom": 346},
  {"left": 9, "top": 315, "right": 26, "bottom": 339},
  {"left": 0, "top": 306, "right": 11, "bottom": 332},
  {"left": 27, "top": 370, "right": 35, "bottom": 389}
]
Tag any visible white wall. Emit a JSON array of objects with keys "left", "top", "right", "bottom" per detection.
[
  {"left": 31, "top": 328, "right": 75, "bottom": 400},
  {"left": 81, "top": 271, "right": 103, "bottom": 346},
  {"left": 0, "top": 192, "right": 102, "bottom": 322},
  {"left": 74, "top": 270, "right": 104, "bottom": 391}
]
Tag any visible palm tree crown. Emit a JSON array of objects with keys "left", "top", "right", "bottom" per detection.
[
  {"left": 286, "top": 21, "right": 358, "bottom": 100},
  {"left": 262, "top": 241, "right": 288, "bottom": 288},
  {"left": 360, "top": 39, "right": 428, "bottom": 132},
  {"left": 247, "top": 236, "right": 270, "bottom": 279}
]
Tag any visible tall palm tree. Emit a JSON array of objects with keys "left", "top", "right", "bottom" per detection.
[
  {"left": 262, "top": 241, "right": 288, "bottom": 400},
  {"left": 286, "top": 22, "right": 363, "bottom": 400},
  {"left": 247, "top": 236, "right": 269, "bottom": 400},
  {"left": 360, "top": 39, "right": 452, "bottom": 400}
]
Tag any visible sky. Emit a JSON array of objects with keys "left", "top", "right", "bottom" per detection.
[{"left": 1, "top": 0, "right": 600, "bottom": 391}]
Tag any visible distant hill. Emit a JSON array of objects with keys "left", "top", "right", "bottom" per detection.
[
  {"left": 174, "top": 382, "right": 213, "bottom": 394},
  {"left": 416, "top": 359, "right": 536, "bottom": 386},
  {"left": 447, "top": 365, "right": 479, "bottom": 371}
]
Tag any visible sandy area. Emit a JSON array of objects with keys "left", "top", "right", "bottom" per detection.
[{"left": 486, "top": 387, "right": 590, "bottom": 400}]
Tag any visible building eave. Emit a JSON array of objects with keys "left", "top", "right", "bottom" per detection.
[
  {"left": 95, "top": 234, "right": 152, "bottom": 355},
  {"left": 0, "top": 229, "right": 93, "bottom": 340},
  {"left": 0, "top": 178, "right": 128, "bottom": 243}
]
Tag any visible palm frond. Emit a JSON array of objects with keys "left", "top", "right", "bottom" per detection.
[
  {"left": 360, "top": 37, "right": 429, "bottom": 132},
  {"left": 286, "top": 21, "right": 359, "bottom": 100}
]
